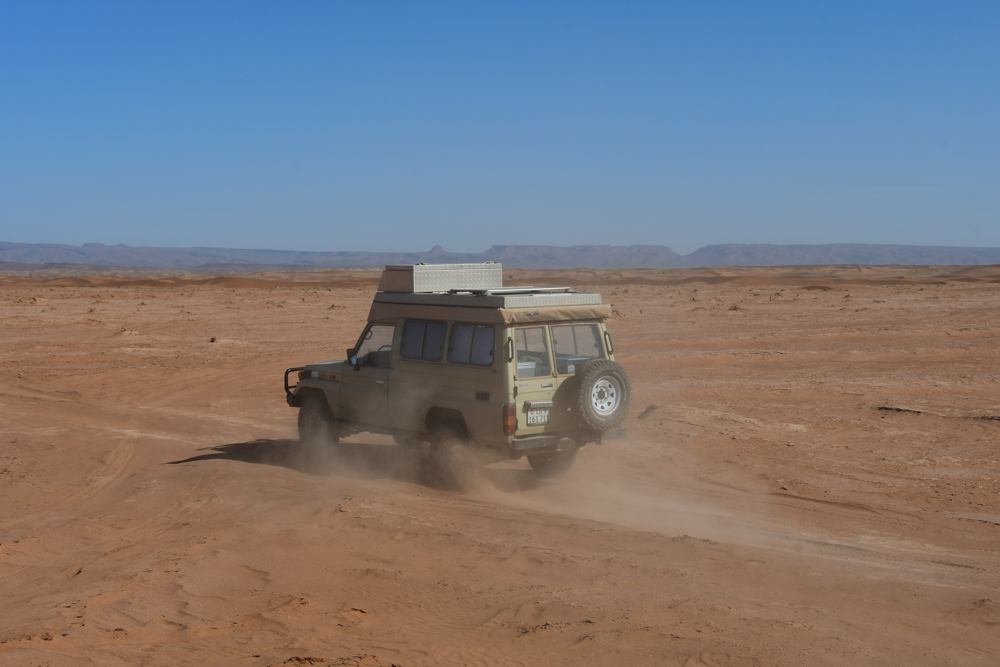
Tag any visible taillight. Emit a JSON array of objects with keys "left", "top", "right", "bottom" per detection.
[{"left": 503, "top": 403, "right": 517, "bottom": 436}]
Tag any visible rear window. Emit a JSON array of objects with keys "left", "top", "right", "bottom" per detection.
[
  {"left": 400, "top": 320, "right": 446, "bottom": 361},
  {"left": 514, "top": 326, "right": 551, "bottom": 377},
  {"left": 448, "top": 323, "right": 495, "bottom": 366},
  {"left": 551, "top": 323, "right": 604, "bottom": 374}
]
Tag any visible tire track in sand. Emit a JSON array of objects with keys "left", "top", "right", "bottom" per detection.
[{"left": 0, "top": 401, "right": 138, "bottom": 535}]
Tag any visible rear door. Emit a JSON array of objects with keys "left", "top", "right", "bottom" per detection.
[
  {"left": 546, "top": 322, "right": 608, "bottom": 431},
  {"left": 513, "top": 326, "right": 556, "bottom": 435}
]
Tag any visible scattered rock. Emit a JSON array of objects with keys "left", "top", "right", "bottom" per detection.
[
  {"left": 877, "top": 406, "right": 924, "bottom": 415},
  {"left": 331, "top": 654, "right": 389, "bottom": 666}
]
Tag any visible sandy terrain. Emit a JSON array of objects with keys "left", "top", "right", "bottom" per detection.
[{"left": 1, "top": 265, "right": 999, "bottom": 666}]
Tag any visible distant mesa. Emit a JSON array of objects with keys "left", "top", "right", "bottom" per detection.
[{"left": 1, "top": 241, "right": 1000, "bottom": 271}]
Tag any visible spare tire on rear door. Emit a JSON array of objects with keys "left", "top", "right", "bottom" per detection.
[{"left": 575, "top": 359, "right": 631, "bottom": 432}]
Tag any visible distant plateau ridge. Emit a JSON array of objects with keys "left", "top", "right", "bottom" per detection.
[{"left": 2, "top": 241, "right": 1000, "bottom": 271}]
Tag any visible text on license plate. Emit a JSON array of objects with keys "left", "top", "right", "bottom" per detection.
[{"left": 527, "top": 408, "right": 549, "bottom": 425}]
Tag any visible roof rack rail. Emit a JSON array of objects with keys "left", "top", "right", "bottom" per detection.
[{"left": 448, "top": 286, "right": 574, "bottom": 295}]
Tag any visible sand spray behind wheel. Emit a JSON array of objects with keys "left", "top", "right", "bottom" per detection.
[{"left": 469, "top": 436, "right": 782, "bottom": 550}]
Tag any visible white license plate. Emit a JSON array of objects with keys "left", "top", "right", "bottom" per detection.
[{"left": 526, "top": 408, "right": 549, "bottom": 425}]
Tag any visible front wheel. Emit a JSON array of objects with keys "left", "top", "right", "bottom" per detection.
[{"left": 298, "top": 395, "right": 339, "bottom": 450}]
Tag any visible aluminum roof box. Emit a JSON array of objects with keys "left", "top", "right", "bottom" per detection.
[{"left": 378, "top": 263, "right": 503, "bottom": 293}]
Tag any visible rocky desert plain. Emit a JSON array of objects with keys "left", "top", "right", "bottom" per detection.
[{"left": 1, "top": 264, "right": 999, "bottom": 666}]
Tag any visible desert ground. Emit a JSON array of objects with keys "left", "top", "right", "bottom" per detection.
[{"left": 1, "top": 264, "right": 999, "bottom": 666}]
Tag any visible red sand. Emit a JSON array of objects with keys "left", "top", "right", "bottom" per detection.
[{"left": 1, "top": 266, "right": 998, "bottom": 665}]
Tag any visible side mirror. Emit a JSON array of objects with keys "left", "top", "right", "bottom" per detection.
[{"left": 347, "top": 348, "right": 359, "bottom": 369}]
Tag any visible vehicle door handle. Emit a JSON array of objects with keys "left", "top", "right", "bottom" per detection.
[
  {"left": 541, "top": 382, "right": 553, "bottom": 388},
  {"left": 376, "top": 380, "right": 385, "bottom": 384}
]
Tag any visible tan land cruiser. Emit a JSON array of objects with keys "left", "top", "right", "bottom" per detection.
[{"left": 283, "top": 263, "right": 631, "bottom": 477}]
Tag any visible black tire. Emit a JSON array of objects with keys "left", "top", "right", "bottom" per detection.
[
  {"left": 429, "top": 423, "right": 469, "bottom": 485},
  {"left": 298, "top": 395, "right": 339, "bottom": 447},
  {"left": 576, "top": 359, "right": 631, "bottom": 432},
  {"left": 527, "top": 450, "right": 578, "bottom": 478}
]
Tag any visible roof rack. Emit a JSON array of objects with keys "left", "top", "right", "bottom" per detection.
[
  {"left": 447, "top": 286, "right": 573, "bottom": 295},
  {"left": 372, "top": 263, "right": 602, "bottom": 309},
  {"left": 378, "top": 262, "right": 503, "bottom": 293}
]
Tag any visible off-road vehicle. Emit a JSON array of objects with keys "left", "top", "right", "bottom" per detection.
[{"left": 284, "top": 263, "right": 631, "bottom": 477}]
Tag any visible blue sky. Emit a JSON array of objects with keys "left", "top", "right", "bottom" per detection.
[{"left": 1, "top": 2, "right": 997, "bottom": 254}]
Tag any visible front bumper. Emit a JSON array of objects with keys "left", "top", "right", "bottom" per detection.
[{"left": 284, "top": 367, "right": 305, "bottom": 405}]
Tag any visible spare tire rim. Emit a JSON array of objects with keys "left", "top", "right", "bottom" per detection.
[{"left": 591, "top": 376, "right": 621, "bottom": 415}]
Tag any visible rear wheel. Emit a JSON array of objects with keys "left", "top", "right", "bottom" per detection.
[
  {"left": 527, "top": 450, "right": 578, "bottom": 478},
  {"left": 429, "top": 423, "right": 469, "bottom": 486}
]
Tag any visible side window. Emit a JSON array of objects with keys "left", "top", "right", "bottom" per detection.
[
  {"left": 400, "top": 321, "right": 424, "bottom": 360},
  {"left": 400, "top": 320, "right": 446, "bottom": 361},
  {"left": 550, "top": 323, "right": 604, "bottom": 374},
  {"left": 354, "top": 323, "right": 395, "bottom": 368},
  {"left": 514, "top": 326, "right": 551, "bottom": 377},
  {"left": 470, "top": 326, "right": 494, "bottom": 366},
  {"left": 448, "top": 323, "right": 495, "bottom": 367}
]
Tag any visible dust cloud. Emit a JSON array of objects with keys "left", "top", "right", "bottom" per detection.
[{"left": 472, "top": 441, "right": 742, "bottom": 541}]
